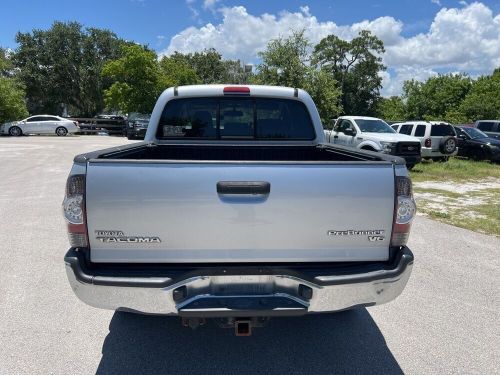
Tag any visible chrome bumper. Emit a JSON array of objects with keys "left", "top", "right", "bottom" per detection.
[{"left": 65, "top": 248, "right": 413, "bottom": 316}]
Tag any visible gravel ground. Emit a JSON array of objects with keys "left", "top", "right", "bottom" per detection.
[{"left": 0, "top": 136, "right": 498, "bottom": 375}]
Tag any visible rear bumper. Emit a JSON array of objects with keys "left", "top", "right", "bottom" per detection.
[
  {"left": 421, "top": 147, "right": 458, "bottom": 158},
  {"left": 64, "top": 247, "right": 414, "bottom": 316}
]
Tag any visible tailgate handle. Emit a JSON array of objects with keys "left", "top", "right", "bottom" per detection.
[{"left": 217, "top": 181, "right": 270, "bottom": 195}]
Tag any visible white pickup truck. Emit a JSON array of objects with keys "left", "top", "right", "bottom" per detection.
[
  {"left": 325, "top": 116, "right": 422, "bottom": 169},
  {"left": 63, "top": 85, "right": 415, "bottom": 335}
]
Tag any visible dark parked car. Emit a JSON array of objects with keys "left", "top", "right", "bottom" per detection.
[
  {"left": 126, "top": 113, "right": 151, "bottom": 140},
  {"left": 475, "top": 120, "right": 500, "bottom": 140},
  {"left": 94, "top": 115, "right": 127, "bottom": 135},
  {"left": 455, "top": 126, "right": 500, "bottom": 162}
]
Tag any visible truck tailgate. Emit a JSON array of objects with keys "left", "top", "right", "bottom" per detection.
[{"left": 86, "top": 162, "right": 395, "bottom": 263}]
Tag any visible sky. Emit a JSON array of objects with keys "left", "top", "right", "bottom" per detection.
[{"left": 1, "top": 0, "right": 499, "bottom": 96}]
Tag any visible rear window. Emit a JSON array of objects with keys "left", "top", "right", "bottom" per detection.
[
  {"left": 157, "top": 97, "right": 315, "bottom": 140},
  {"left": 399, "top": 124, "right": 413, "bottom": 135},
  {"left": 431, "top": 125, "right": 456, "bottom": 137},
  {"left": 477, "top": 122, "right": 495, "bottom": 132},
  {"left": 415, "top": 125, "right": 426, "bottom": 137}
]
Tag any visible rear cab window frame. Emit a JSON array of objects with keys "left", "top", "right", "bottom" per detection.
[{"left": 156, "top": 97, "right": 316, "bottom": 141}]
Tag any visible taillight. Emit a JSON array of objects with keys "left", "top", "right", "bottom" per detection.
[
  {"left": 424, "top": 138, "right": 431, "bottom": 148},
  {"left": 62, "top": 174, "right": 88, "bottom": 248},
  {"left": 391, "top": 176, "right": 416, "bottom": 247}
]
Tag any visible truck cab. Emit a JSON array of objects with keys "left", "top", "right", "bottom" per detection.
[{"left": 326, "top": 116, "right": 422, "bottom": 169}]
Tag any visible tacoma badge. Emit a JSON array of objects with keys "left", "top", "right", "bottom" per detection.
[{"left": 95, "top": 230, "right": 161, "bottom": 243}]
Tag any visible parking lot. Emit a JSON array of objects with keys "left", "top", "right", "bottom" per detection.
[{"left": 0, "top": 136, "right": 498, "bottom": 374}]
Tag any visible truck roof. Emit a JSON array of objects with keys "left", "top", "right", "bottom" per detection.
[
  {"left": 169, "top": 84, "right": 302, "bottom": 99},
  {"left": 339, "top": 116, "right": 385, "bottom": 121}
]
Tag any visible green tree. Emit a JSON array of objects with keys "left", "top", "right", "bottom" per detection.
[
  {"left": 0, "top": 49, "right": 28, "bottom": 123},
  {"left": 13, "top": 22, "right": 122, "bottom": 116},
  {"left": 304, "top": 69, "right": 342, "bottom": 125},
  {"left": 403, "top": 74, "right": 472, "bottom": 121},
  {"left": 312, "top": 30, "right": 385, "bottom": 116},
  {"left": 0, "top": 78, "right": 29, "bottom": 123},
  {"left": 377, "top": 96, "right": 406, "bottom": 121},
  {"left": 254, "top": 31, "right": 341, "bottom": 124},
  {"left": 255, "top": 30, "right": 310, "bottom": 88},
  {"left": 459, "top": 69, "right": 500, "bottom": 121},
  {"left": 222, "top": 59, "right": 253, "bottom": 84},
  {"left": 0, "top": 48, "right": 13, "bottom": 75},
  {"left": 102, "top": 44, "right": 165, "bottom": 114},
  {"left": 168, "top": 49, "right": 229, "bottom": 84},
  {"left": 401, "top": 79, "right": 426, "bottom": 120},
  {"left": 159, "top": 56, "right": 200, "bottom": 86}
]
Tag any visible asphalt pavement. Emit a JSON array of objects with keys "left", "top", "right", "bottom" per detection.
[{"left": 0, "top": 136, "right": 498, "bottom": 374}]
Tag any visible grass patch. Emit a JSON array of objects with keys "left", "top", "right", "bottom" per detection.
[
  {"left": 422, "top": 204, "right": 500, "bottom": 236},
  {"left": 427, "top": 210, "right": 451, "bottom": 219},
  {"left": 410, "top": 157, "right": 500, "bottom": 183},
  {"left": 416, "top": 191, "right": 500, "bottom": 237},
  {"left": 414, "top": 187, "right": 462, "bottom": 199},
  {"left": 408, "top": 157, "right": 499, "bottom": 235}
]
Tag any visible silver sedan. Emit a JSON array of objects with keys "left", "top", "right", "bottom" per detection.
[{"left": 0, "top": 115, "right": 79, "bottom": 136}]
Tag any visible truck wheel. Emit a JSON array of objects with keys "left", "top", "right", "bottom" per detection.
[
  {"left": 56, "top": 127, "right": 68, "bottom": 136},
  {"left": 9, "top": 126, "right": 22, "bottom": 136}
]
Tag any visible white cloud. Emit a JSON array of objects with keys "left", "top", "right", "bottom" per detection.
[
  {"left": 156, "top": 35, "right": 165, "bottom": 46},
  {"left": 385, "top": 2, "right": 500, "bottom": 72},
  {"left": 185, "top": 0, "right": 200, "bottom": 20},
  {"left": 163, "top": 2, "right": 500, "bottom": 96},
  {"left": 203, "top": 0, "right": 219, "bottom": 10},
  {"left": 431, "top": 0, "right": 442, "bottom": 6},
  {"left": 164, "top": 6, "right": 402, "bottom": 61}
]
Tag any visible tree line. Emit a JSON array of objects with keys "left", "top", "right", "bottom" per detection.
[
  {"left": 378, "top": 70, "right": 500, "bottom": 123},
  {"left": 1, "top": 21, "right": 499, "bottom": 125}
]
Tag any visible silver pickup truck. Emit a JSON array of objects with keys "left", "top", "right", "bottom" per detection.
[{"left": 63, "top": 85, "right": 415, "bottom": 335}]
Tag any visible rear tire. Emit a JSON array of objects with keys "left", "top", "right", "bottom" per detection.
[
  {"left": 56, "top": 127, "right": 68, "bottom": 136},
  {"left": 9, "top": 126, "right": 22, "bottom": 136}
]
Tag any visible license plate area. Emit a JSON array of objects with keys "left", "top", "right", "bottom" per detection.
[
  {"left": 168, "top": 274, "right": 313, "bottom": 312},
  {"left": 178, "top": 295, "right": 307, "bottom": 317}
]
